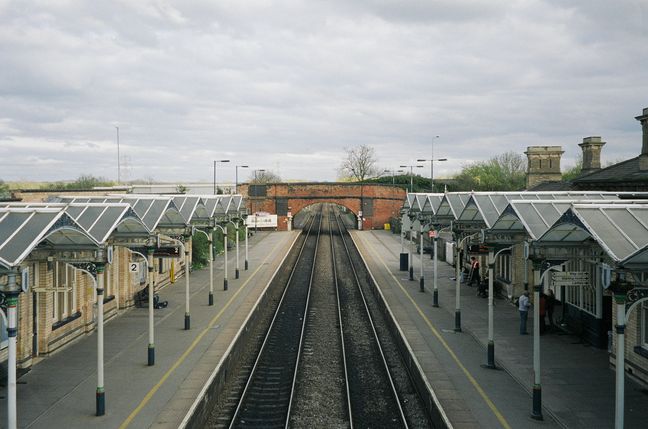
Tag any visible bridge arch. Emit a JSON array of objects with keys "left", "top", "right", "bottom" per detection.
[{"left": 239, "top": 182, "right": 406, "bottom": 231}]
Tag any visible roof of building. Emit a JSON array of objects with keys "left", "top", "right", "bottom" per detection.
[{"left": 573, "top": 156, "right": 648, "bottom": 184}]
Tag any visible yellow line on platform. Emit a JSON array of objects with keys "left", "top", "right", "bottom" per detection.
[
  {"left": 359, "top": 233, "right": 512, "bottom": 429},
  {"left": 118, "top": 237, "right": 288, "bottom": 429}
]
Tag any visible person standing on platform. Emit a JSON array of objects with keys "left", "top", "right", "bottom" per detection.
[
  {"left": 469, "top": 256, "right": 480, "bottom": 286},
  {"left": 518, "top": 292, "right": 530, "bottom": 335}
]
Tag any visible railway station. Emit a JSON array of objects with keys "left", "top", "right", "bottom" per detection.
[{"left": 2, "top": 181, "right": 648, "bottom": 428}]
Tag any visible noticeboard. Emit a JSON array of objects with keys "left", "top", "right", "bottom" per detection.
[{"left": 551, "top": 271, "right": 589, "bottom": 287}]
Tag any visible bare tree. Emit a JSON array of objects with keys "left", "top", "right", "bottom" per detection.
[
  {"left": 339, "top": 144, "right": 379, "bottom": 182},
  {"left": 249, "top": 170, "right": 281, "bottom": 184}
]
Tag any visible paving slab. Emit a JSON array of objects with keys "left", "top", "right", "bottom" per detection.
[
  {"left": 0, "top": 230, "right": 299, "bottom": 429},
  {"left": 353, "top": 229, "right": 648, "bottom": 429}
]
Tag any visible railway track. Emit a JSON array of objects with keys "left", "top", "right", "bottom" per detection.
[{"left": 211, "top": 203, "right": 431, "bottom": 428}]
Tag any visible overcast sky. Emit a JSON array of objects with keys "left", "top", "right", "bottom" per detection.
[{"left": 1, "top": 0, "right": 647, "bottom": 184}]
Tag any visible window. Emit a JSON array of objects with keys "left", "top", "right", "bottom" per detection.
[
  {"left": 52, "top": 263, "right": 78, "bottom": 322},
  {"left": 495, "top": 254, "right": 511, "bottom": 282},
  {"left": 560, "top": 250, "right": 599, "bottom": 317}
]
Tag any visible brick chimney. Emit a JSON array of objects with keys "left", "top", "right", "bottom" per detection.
[
  {"left": 578, "top": 136, "right": 605, "bottom": 175},
  {"left": 635, "top": 107, "right": 648, "bottom": 170},
  {"left": 525, "top": 146, "right": 564, "bottom": 189}
]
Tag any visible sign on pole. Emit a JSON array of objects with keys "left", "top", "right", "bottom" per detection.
[
  {"left": 129, "top": 262, "right": 139, "bottom": 274},
  {"left": 551, "top": 271, "right": 589, "bottom": 287}
]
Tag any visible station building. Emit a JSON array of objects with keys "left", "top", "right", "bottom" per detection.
[
  {"left": 0, "top": 193, "right": 245, "bottom": 371},
  {"left": 402, "top": 106, "right": 648, "bottom": 388}
]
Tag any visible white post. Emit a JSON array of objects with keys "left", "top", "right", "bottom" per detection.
[
  {"left": 147, "top": 249, "right": 155, "bottom": 366},
  {"left": 409, "top": 223, "right": 414, "bottom": 281},
  {"left": 433, "top": 236, "right": 439, "bottom": 307},
  {"left": 455, "top": 243, "right": 462, "bottom": 332},
  {"left": 486, "top": 249, "right": 495, "bottom": 368},
  {"left": 96, "top": 264, "right": 106, "bottom": 416},
  {"left": 615, "top": 298, "right": 626, "bottom": 429},
  {"left": 223, "top": 227, "right": 229, "bottom": 291},
  {"left": 531, "top": 268, "right": 543, "bottom": 420},
  {"left": 208, "top": 231, "right": 214, "bottom": 305},
  {"left": 184, "top": 241, "right": 191, "bottom": 330},
  {"left": 5, "top": 271, "right": 19, "bottom": 429},
  {"left": 245, "top": 225, "right": 249, "bottom": 270},
  {"left": 235, "top": 224, "right": 240, "bottom": 279},
  {"left": 419, "top": 223, "right": 425, "bottom": 292}
]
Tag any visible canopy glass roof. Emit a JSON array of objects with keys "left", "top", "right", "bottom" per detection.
[{"left": 0, "top": 208, "right": 98, "bottom": 269}]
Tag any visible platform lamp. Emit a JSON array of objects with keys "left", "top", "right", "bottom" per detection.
[
  {"left": 383, "top": 169, "right": 404, "bottom": 185},
  {"left": 252, "top": 169, "right": 265, "bottom": 233},
  {"left": 1, "top": 267, "right": 21, "bottom": 429},
  {"left": 235, "top": 165, "right": 249, "bottom": 194},
  {"left": 417, "top": 156, "right": 447, "bottom": 192},
  {"left": 399, "top": 164, "right": 424, "bottom": 193},
  {"left": 213, "top": 159, "right": 230, "bottom": 194}
]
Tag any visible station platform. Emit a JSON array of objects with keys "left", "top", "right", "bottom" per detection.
[
  {"left": 351, "top": 230, "right": 648, "bottom": 429},
  {"left": 0, "top": 230, "right": 300, "bottom": 429}
]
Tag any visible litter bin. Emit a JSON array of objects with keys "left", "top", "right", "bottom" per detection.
[{"left": 400, "top": 253, "right": 408, "bottom": 271}]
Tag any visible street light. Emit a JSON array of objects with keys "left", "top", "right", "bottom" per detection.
[
  {"left": 417, "top": 151, "right": 447, "bottom": 193},
  {"left": 115, "top": 126, "right": 120, "bottom": 184},
  {"left": 399, "top": 164, "right": 424, "bottom": 192},
  {"left": 252, "top": 169, "right": 266, "bottom": 233},
  {"left": 383, "top": 169, "right": 404, "bottom": 185},
  {"left": 235, "top": 165, "right": 249, "bottom": 194},
  {"left": 213, "top": 159, "right": 230, "bottom": 194}
]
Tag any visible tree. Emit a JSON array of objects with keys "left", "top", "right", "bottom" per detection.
[
  {"left": 41, "top": 174, "right": 114, "bottom": 190},
  {"left": 562, "top": 153, "right": 583, "bottom": 181},
  {"left": 249, "top": 170, "right": 281, "bottom": 184},
  {"left": 452, "top": 151, "right": 526, "bottom": 191},
  {"left": 176, "top": 184, "right": 188, "bottom": 194},
  {"left": 0, "top": 179, "right": 10, "bottom": 199},
  {"left": 339, "top": 144, "right": 379, "bottom": 182}
]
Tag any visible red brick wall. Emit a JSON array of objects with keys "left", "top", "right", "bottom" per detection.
[{"left": 241, "top": 183, "right": 405, "bottom": 231}]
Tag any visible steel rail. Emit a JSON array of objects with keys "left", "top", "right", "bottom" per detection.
[
  {"left": 329, "top": 207, "right": 354, "bottom": 428},
  {"left": 333, "top": 210, "right": 409, "bottom": 428},
  {"left": 284, "top": 206, "right": 323, "bottom": 428},
  {"left": 228, "top": 210, "right": 321, "bottom": 428}
]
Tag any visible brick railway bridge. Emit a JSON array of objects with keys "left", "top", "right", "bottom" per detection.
[{"left": 238, "top": 182, "right": 406, "bottom": 230}]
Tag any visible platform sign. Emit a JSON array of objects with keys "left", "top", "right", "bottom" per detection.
[
  {"left": 129, "top": 263, "right": 139, "bottom": 273},
  {"left": 245, "top": 213, "right": 278, "bottom": 228},
  {"left": 551, "top": 271, "right": 589, "bottom": 287}
]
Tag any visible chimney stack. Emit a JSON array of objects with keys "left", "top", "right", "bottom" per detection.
[
  {"left": 525, "top": 146, "right": 564, "bottom": 189},
  {"left": 578, "top": 136, "right": 605, "bottom": 175},
  {"left": 635, "top": 107, "right": 648, "bottom": 170}
]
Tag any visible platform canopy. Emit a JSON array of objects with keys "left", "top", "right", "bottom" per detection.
[
  {"left": 0, "top": 208, "right": 98, "bottom": 270},
  {"left": 433, "top": 192, "right": 473, "bottom": 225},
  {"left": 54, "top": 196, "right": 187, "bottom": 234},
  {"left": 537, "top": 204, "right": 648, "bottom": 267},
  {"left": 457, "top": 192, "right": 621, "bottom": 230},
  {"left": 1, "top": 202, "right": 150, "bottom": 243},
  {"left": 488, "top": 199, "right": 648, "bottom": 241},
  {"left": 404, "top": 193, "right": 444, "bottom": 215},
  {"left": 154, "top": 196, "right": 211, "bottom": 226}
]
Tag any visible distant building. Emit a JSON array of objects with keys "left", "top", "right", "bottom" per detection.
[{"left": 527, "top": 106, "right": 648, "bottom": 192}]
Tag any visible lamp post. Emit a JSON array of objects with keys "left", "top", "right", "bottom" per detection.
[
  {"left": 214, "top": 224, "right": 229, "bottom": 290},
  {"left": 383, "top": 169, "right": 404, "bottom": 185},
  {"left": 399, "top": 164, "right": 423, "bottom": 192},
  {"left": 417, "top": 156, "right": 447, "bottom": 193},
  {"left": 115, "top": 126, "right": 121, "bottom": 184},
  {"left": 235, "top": 165, "right": 249, "bottom": 194},
  {"left": 127, "top": 246, "right": 154, "bottom": 365},
  {"left": 454, "top": 232, "right": 479, "bottom": 332},
  {"left": 213, "top": 159, "right": 230, "bottom": 194},
  {"left": 228, "top": 219, "right": 240, "bottom": 279},
  {"left": 1, "top": 268, "right": 20, "bottom": 429},
  {"left": 482, "top": 246, "right": 512, "bottom": 370},
  {"left": 194, "top": 227, "right": 215, "bottom": 305},
  {"left": 252, "top": 169, "right": 265, "bottom": 233}
]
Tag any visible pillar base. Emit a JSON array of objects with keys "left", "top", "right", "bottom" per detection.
[
  {"left": 531, "top": 386, "right": 543, "bottom": 420},
  {"left": 184, "top": 314, "right": 191, "bottom": 330},
  {"left": 235, "top": 268, "right": 240, "bottom": 279},
  {"left": 148, "top": 344, "right": 155, "bottom": 366},
  {"left": 208, "top": 292, "right": 214, "bottom": 306},
  {"left": 454, "top": 311, "right": 462, "bottom": 332},
  {"left": 409, "top": 266, "right": 414, "bottom": 281},
  {"left": 224, "top": 278, "right": 228, "bottom": 291},
  {"left": 245, "top": 260, "right": 249, "bottom": 270},
  {"left": 433, "top": 289, "right": 439, "bottom": 307},
  {"left": 481, "top": 341, "right": 497, "bottom": 369},
  {"left": 419, "top": 277, "right": 425, "bottom": 292},
  {"left": 96, "top": 389, "right": 105, "bottom": 416}
]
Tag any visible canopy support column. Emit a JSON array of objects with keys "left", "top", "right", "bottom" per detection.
[
  {"left": 5, "top": 270, "right": 19, "bottom": 429},
  {"left": 96, "top": 263, "right": 106, "bottom": 416},
  {"left": 433, "top": 236, "right": 439, "bottom": 307},
  {"left": 245, "top": 225, "right": 249, "bottom": 270},
  {"left": 235, "top": 223, "right": 240, "bottom": 279},
  {"left": 184, "top": 239, "right": 191, "bottom": 330},
  {"left": 208, "top": 231, "right": 214, "bottom": 306}
]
